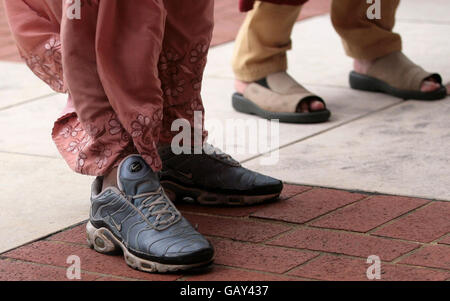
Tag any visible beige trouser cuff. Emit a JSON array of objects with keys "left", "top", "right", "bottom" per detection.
[
  {"left": 232, "top": 0, "right": 403, "bottom": 81},
  {"left": 232, "top": 1, "right": 301, "bottom": 82}
]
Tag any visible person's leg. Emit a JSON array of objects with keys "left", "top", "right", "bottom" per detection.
[
  {"left": 4, "top": 0, "right": 125, "bottom": 179},
  {"left": 154, "top": 0, "right": 283, "bottom": 205},
  {"left": 157, "top": 0, "right": 214, "bottom": 148},
  {"left": 331, "top": 0, "right": 442, "bottom": 94},
  {"left": 3, "top": 0, "right": 64, "bottom": 92},
  {"left": 231, "top": 1, "right": 326, "bottom": 117},
  {"left": 61, "top": 0, "right": 214, "bottom": 272},
  {"left": 61, "top": 0, "right": 166, "bottom": 178},
  {"left": 232, "top": 1, "right": 301, "bottom": 83}
]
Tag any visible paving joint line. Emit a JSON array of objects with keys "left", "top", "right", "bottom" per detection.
[
  {"left": 281, "top": 181, "right": 450, "bottom": 203},
  {"left": 2, "top": 257, "right": 147, "bottom": 281},
  {"left": 302, "top": 195, "right": 372, "bottom": 226},
  {"left": 432, "top": 234, "right": 450, "bottom": 245},
  {"left": 0, "top": 92, "right": 57, "bottom": 112},
  {"left": 205, "top": 74, "right": 352, "bottom": 90},
  {"left": 393, "top": 261, "right": 450, "bottom": 273},
  {"left": 0, "top": 219, "right": 89, "bottom": 256},
  {"left": 209, "top": 263, "right": 316, "bottom": 281},
  {"left": 259, "top": 223, "right": 428, "bottom": 247},
  {"left": 240, "top": 100, "right": 405, "bottom": 165},
  {"left": 0, "top": 150, "right": 60, "bottom": 160},
  {"left": 281, "top": 252, "right": 323, "bottom": 275},
  {"left": 366, "top": 201, "right": 435, "bottom": 235},
  {"left": 205, "top": 234, "right": 423, "bottom": 265}
]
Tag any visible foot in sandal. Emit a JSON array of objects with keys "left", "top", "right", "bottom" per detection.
[
  {"left": 351, "top": 51, "right": 447, "bottom": 101},
  {"left": 233, "top": 72, "right": 331, "bottom": 124}
]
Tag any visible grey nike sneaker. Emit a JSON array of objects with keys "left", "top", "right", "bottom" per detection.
[
  {"left": 159, "top": 143, "right": 283, "bottom": 206},
  {"left": 86, "top": 154, "right": 214, "bottom": 273}
]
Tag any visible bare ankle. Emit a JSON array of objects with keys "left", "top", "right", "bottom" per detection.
[
  {"left": 102, "top": 167, "right": 118, "bottom": 191},
  {"left": 353, "top": 59, "right": 373, "bottom": 75},
  {"left": 235, "top": 79, "right": 250, "bottom": 94}
]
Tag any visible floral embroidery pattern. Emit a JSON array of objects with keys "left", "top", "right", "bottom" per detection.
[
  {"left": 53, "top": 112, "right": 136, "bottom": 175},
  {"left": 21, "top": 37, "right": 65, "bottom": 93},
  {"left": 130, "top": 109, "right": 163, "bottom": 146},
  {"left": 91, "top": 142, "right": 113, "bottom": 169},
  {"left": 48, "top": 40, "right": 211, "bottom": 175},
  {"left": 186, "top": 98, "right": 204, "bottom": 116}
]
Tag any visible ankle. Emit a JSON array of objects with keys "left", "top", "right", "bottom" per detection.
[
  {"left": 353, "top": 58, "right": 374, "bottom": 75},
  {"left": 235, "top": 79, "right": 250, "bottom": 94}
]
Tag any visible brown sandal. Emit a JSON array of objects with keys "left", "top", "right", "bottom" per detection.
[
  {"left": 350, "top": 52, "right": 447, "bottom": 101},
  {"left": 232, "top": 72, "right": 331, "bottom": 123}
]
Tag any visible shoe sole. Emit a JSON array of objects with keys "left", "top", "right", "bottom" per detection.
[
  {"left": 161, "top": 180, "right": 280, "bottom": 206},
  {"left": 232, "top": 93, "right": 331, "bottom": 124},
  {"left": 349, "top": 71, "right": 448, "bottom": 101},
  {"left": 86, "top": 221, "right": 214, "bottom": 273}
]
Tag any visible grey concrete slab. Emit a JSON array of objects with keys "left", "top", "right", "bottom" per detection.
[
  {"left": 205, "top": 15, "right": 450, "bottom": 90},
  {"left": 397, "top": 0, "right": 450, "bottom": 24},
  {"left": 0, "top": 77, "right": 401, "bottom": 160},
  {"left": 244, "top": 98, "right": 450, "bottom": 201},
  {"left": 0, "top": 61, "right": 56, "bottom": 110},
  {"left": 0, "top": 153, "right": 93, "bottom": 253},
  {"left": 0, "top": 93, "right": 66, "bottom": 157},
  {"left": 201, "top": 77, "right": 402, "bottom": 162}
]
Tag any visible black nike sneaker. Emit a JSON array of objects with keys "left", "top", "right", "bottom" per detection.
[
  {"left": 87, "top": 154, "right": 214, "bottom": 273},
  {"left": 159, "top": 143, "right": 283, "bottom": 206}
]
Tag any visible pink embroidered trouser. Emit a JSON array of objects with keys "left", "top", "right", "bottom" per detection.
[{"left": 4, "top": 0, "right": 213, "bottom": 175}]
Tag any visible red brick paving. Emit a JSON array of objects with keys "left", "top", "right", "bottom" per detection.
[
  {"left": 278, "top": 184, "right": 312, "bottom": 200},
  {"left": 251, "top": 188, "right": 366, "bottom": 224},
  {"left": 288, "top": 255, "right": 450, "bottom": 281},
  {"left": 184, "top": 265, "right": 301, "bottom": 281},
  {"left": 372, "top": 202, "right": 450, "bottom": 243},
  {"left": 209, "top": 238, "right": 319, "bottom": 274},
  {"left": 267, "top": 227, "right": 419, "bottom": 261},
  {"left": 1, "top": 183, "right": 449, "bottom": 281},
  {"left": 4, "top": 241, "right": 180, "bottom": 281},
  {"left": 1, "top": 0, "right": 449, "bottom": 282},
  {"left": 0, "top": 258, "right": 100, "bottom": 281},
  {"left": 398, "top": 245, "right": 450, "bottom": 271},
  {"left": 182, "top": 213, "right": 291, "bottom": 243},
  {"left": 310, "top": 195, "right": 430, "bottom": 232},
  {"left": 439, "top": 235, "right": 450, "bottom": 246}
]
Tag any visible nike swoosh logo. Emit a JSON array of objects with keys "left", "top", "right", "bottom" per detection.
[{"left": 109, "top": 215, "right": 122, "bottom": 232}]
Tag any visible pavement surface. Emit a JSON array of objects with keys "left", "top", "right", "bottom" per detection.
[{"left": 0, "top": 0, "right": 449, "bottom": 281}]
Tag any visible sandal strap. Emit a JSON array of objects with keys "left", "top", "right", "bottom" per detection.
[
  {"left": 243, "top": 72, "right": 323, "bottom": 113},
  {"left": 367, "top": 51, "right": 439, "bottom": 91}
]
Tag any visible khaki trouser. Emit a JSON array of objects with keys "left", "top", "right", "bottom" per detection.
[{"left": 232, "top": 0, "right": 402, "bottom": 81}]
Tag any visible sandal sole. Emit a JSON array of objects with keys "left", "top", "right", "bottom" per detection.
[
  {"left": 349, "top": 71, "right": 448, "bottom": 101},
  {"left": 232, "top": 93, "right": 331, "bottom": 124}
]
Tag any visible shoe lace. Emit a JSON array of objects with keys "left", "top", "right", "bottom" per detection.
[
  {"left": 203, "top": 143, "right": 239, "bottom": 165},
  {"left": 128, "top": 187, "right": 181, "bottom": 230}
]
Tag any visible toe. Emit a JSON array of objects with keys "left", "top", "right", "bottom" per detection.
[
  {"left": 296, "top": 98, "right": 325, "bottom": 113},
  {"left": 309, "top": 100, "right": 325, "bottom": 111},
  {"left": 421, "top": 80, "right": 441, "bottom": 92},
  {"left": 299, "top": 101, "right": 309, "bottom": 113}
]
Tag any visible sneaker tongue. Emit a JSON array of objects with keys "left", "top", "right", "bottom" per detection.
[{"left": 117, "top": 155, "right": 160, "bottom": 207}]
